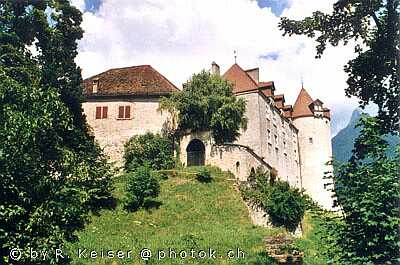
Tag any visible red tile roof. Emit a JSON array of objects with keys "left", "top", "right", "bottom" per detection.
[
  {"left": 274, "top": 94, "right": 285, "bottom": 109},
  {"left": 292, "top": 88, "right": 315, "bottom": 119},
  {"left": 83, "top": 65, "right": 179, "bottom": 97},
  {"left": 258, "top": 81, "right": 274, "bottom": 88},
  {"left": 222, "top": 64, "right": 258, "bottom": 93}
]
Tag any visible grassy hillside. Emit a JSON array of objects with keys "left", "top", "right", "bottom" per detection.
[
  {"left": 67, "top": 166, "right": 327, "bottom": 265},
  {"left": 67, "top": 167, "right": 283, "bottom": 264}
]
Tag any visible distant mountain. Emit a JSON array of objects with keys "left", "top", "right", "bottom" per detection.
[{"left": 332, "top": 108, "right": 399, "bottom": 164}]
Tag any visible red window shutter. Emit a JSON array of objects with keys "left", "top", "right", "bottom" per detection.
[
  {"left": 118, "top": 106, "right": 124, "bottom": 119},
  {"left": 125, "top": 106, "right": 131, "bottom": 119},
  {"left": 102, "top": 106, "right": 108, "bottom": 118},
  {"left": 95, "top": 106, "right": 102, "bottom": 119}
]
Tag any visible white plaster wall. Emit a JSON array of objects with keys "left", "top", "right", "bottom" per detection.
[
  {"left": 83, "top": 98, "right": 170, "bottom": 162},
  {"left": 293, "top": 116, "right": 334, "bottom": 210}
]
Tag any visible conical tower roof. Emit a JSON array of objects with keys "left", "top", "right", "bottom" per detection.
[{"left": 292, "top": 88, "right": 314, "bottom": 119}]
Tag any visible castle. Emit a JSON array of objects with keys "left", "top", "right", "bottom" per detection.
[{"left": 82, "top": 62, "right": 334, "bottom": 210}]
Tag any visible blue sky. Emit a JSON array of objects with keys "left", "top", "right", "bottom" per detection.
[
  {"left": 83, "top": 0, "right": 101, "bottom": 12},
  {"left": 256, "top": 0, "right": 291, "bottom": 16}
]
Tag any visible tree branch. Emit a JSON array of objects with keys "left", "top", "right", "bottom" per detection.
[
  {"left": 334, "top": 0, "right": 351, "bottom": 9},
  {"left": 371, "top": 11, "right": 382, "bottom": 32}
]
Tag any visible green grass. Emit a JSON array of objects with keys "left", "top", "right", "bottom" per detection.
[
  {"left": 67, "top": 166, "right": 329, "bottom": 265},
  {"left": 67, "top": 166, "right": 281, "bottom": 265},
  {"left": 293, "top": 213, "right": 331, "bottom": 265}
]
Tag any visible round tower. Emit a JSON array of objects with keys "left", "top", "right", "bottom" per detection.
[{"left": 292, "top": 88, "right": 334, "bottom": 210}]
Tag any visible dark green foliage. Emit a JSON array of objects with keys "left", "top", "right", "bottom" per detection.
[
  {"left": 124, "top": 166, "right": 161, "bottom": 211},
  {"left": 240, "top": 168, "right": 307, "bottom": 232},
  {"left": 279, "top": 0, "right": 399, "bottom": 133},
  {"left": 195, "top": 167, "right": 213, "bottom": 183},
  {"left": 159, "top": 70, "right": 247, "bottom": 144},
  {"left": 324, "top": 116, "right": 400, "bottom": 264},
  {"left": 0, "top": 1, "right": 112, "bottom": 264},
  {"left": 0, "top": 72, "right": 86, "bottom": 264},
  {"left": 280, "top": 2, "right": 400, "bottom": 263},
  {"left": 124, "top": 132, "right": 175, "bottom": 172},
  {"left": 265, "top": 181, "right": 307, "bottom": 232}
]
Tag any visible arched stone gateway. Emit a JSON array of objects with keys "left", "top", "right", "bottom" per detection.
[{"left": 186, "top": 139, "right": 205, "bottom": 166}]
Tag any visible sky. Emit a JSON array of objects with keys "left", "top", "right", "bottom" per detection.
[{"left": 70, "top": 0, "right": 362, "bottom": 136}]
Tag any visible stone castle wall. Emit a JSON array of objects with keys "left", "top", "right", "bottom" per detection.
[
  {"left": 83, "top": 98, "right": 170, "bottom": 163},
  {"left": 178, "top": 131, "right": 270, "bottom": 181}
]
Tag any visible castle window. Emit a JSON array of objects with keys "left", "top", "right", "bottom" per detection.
[
  {"left": 267, "top": 129, "right": 271, "bottom": 143},
  {"left": 274, "top": 135, "right": 278, "bottom": 145},
  {"left": 235, "top": 161, "right": 240, "bottom": 174},
  {"left": 118, "top": 105, "right": 131, "bottom": 119},
  {"left": 95, "top": 106, "right": 108, "bottom": 119},
  {"left": 308, "top": 137, "right": 313, "bottom": 144}
]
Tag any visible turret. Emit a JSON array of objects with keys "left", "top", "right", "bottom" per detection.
[{"left": 292, "top": 88, "right": 334, "bottom": 210}]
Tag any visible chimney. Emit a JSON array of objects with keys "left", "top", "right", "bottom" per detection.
[
  {"left": 245, "top": 68, "right": 259, "bottom": 83},
  {"left": 92, "top": 78, "right": 99, "bottom": 93},
  {"left": 211, "top": 61, "right": 220, "bottom": 76}
]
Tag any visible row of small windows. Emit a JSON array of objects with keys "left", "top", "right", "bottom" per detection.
[{"left": 95, "top": 106, "right": 131, "bottom": 119}]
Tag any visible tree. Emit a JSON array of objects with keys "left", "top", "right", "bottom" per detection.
[
  {"left": 324, "top": 116, "right": 400, "bottom": 264},
  {"left": 279, "top": 0, "right": 399, "bottom": 134},
  {"left": 0, "top": 70, "right": 89, "bottom": 264},
  {"left": 0, "top": 1, "right": 113, "bottom": 264},
  {"left": 1, "top": 0, "right": 113, "bottom": 206},
  {"left": 159, "top": 70, "right": 247, "bottom": 144},
  {"left": 279, "top": 1, "right": 400, "bottom": 263}
]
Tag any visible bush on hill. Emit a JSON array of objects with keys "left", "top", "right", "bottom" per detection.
[
  {"left": 124, "top": 166, "right": 160, "bottom": 211},
  {"left": 240, "top": 167, "right": 307, "bottom": 232},
  {"left": 124, "top": 132, "right": 175, "bottom": 171}
]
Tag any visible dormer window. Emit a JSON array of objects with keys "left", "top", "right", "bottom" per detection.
[{"left": 92, "top": 78, "right": 99, "bottom": 93}]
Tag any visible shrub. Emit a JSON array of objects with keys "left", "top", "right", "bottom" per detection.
[
  {"left": 240, "top": 167, "right": 307, "bottom": 232},
  {"left": 125, "top": 166, "right": 160, "bottom": 211},
  {"left": 264, "top": 181, "right": 307, "bottom": 232},
  {"left": 124, "top": 133, "right": 175, "bottom": 171},
  {"left": 196, "top": 167, "right": 213, "bottom": 183}
]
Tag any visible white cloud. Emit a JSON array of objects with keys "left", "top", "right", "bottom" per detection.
[
  {"left": 70, "top": 0, "right": 85, "bottom": 11},
  {"left": 74, "top": 0, "right": 359, "bottom": 135}
]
